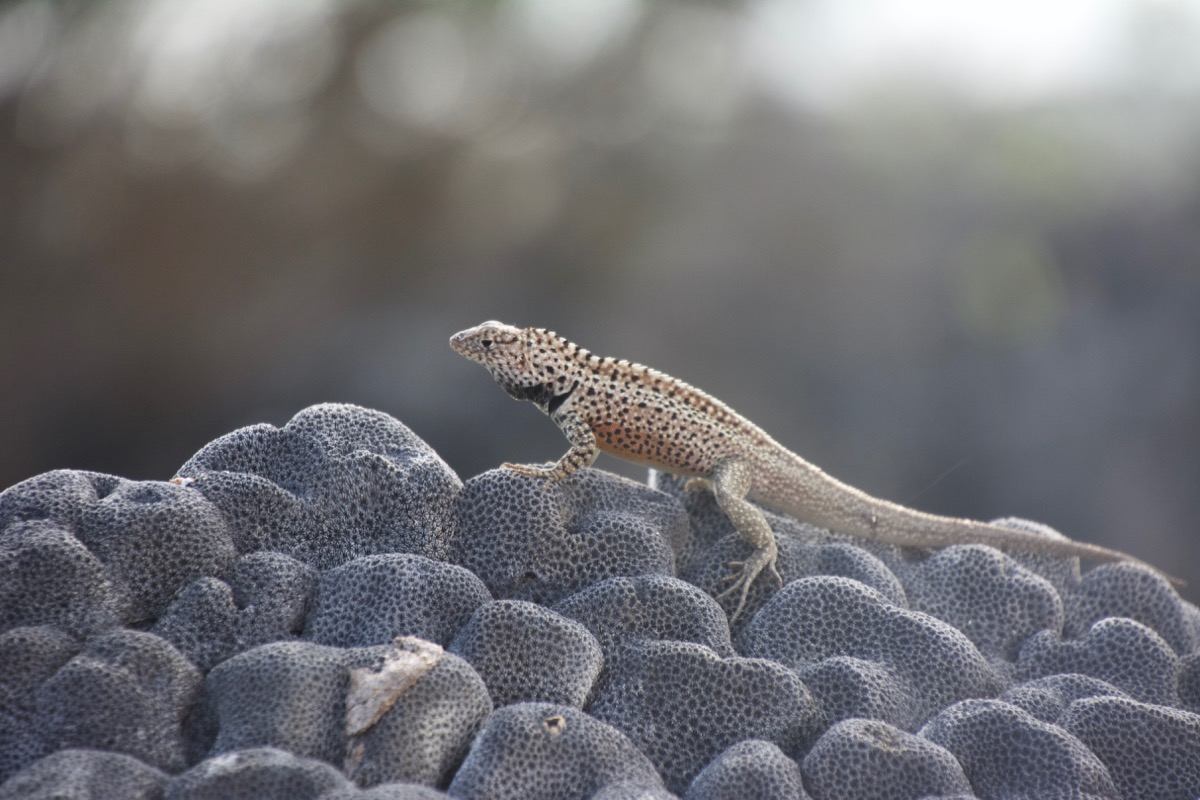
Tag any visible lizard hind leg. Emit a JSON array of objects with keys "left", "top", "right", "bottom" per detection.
[{"left": 706, "top": 458, "right": 784, "bottom": 621}]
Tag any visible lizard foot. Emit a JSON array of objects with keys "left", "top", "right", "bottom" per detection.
[
  {"left": 502, "top": 462, "right": 567, "bottom": 490},
  {"left": 714, "top": 546, "right": 783, "bottom": 622}
]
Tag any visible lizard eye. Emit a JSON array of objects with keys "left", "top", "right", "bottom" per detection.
[{"left": 481, "top": 339, "right": 493, "bottom": 349}]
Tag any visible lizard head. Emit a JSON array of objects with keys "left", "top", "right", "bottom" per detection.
[
  {"left": 451, "top": 321, "right": 584, "bottom": 408},
  {"left": 451, "top": 320, "right": 527, "bottom": 366},
  {"left": 450, "top": 321, "right": 536, "bottom": 399}
]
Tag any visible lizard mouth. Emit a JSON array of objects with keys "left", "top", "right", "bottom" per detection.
[
  {"left": 449, "top": 330, "right": 487, "bottom": 363},
  {"left": 448, "top": 330, "right": 470, "bottom": 354}
]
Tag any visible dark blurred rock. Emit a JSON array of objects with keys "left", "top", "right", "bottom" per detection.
[{"left": 0, "top": 749, "right": 167, "bottom": 800}]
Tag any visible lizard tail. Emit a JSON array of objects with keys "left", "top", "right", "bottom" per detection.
[{"left": 762, "top": 462, "right": 1185, "bottom": 588}]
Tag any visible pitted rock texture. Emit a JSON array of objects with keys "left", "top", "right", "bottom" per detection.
[
  {"left": 167, "top": 747, "right": 354, "bottom": 799},
  {"left": 802, "top": 719, "right": 971, "bottom": 800},
  {"left": 204, "top": 640, "right": 354, "bottom": 764},
  {"left": 1063, "top": 562, "right": 1198, "bottom": 655},
  {"left": 1060, "top": 696, "right": 1200, "bottom": 800},
  {"left": 3, "top": 403, "right": 1200, "bottom": 798},
  {"left": 0, "top": 471, "right": 236, "bottom": 624},
  {"left": 740, "top": 576, "right": 1003, "bottom": 730},
  {"left": 683, "top": 739, "right": 808, "bottom": 800},
  {"left": 324, "top": 784, "right": 452, "bottom": 799},
  {"left": 0, "top": 521, "right": 122, "bottom": 637},
  {"left": 588, "top": 640, "right": 822, "bottom": 794},
  {"left": 446, "top": 703, "right": 665, "bottom": 800},
  {"left": 29, "top": 630, "right": 200, "bottom": 776},
  {"left": 904, "top": 543, "right": 1064, "bottom": 663},
  {"left": 203, "top": 639, "right": 490, "bottom": 789},
  {"left": 450, "top": 468, "right": 690, "bottom": 604},
  {"left": 553, "top": 574, "right": 735, "bottom": 690},
  {"left": 974, "top": 516, "right": 1095, "bottom": 595},
  {"left": 175, "top": 404, "right": 459, "bottom": 568},
  {"left": 1017, "top": 616, "right": 1180, "bottom": 706},
  {"left": 999, "top": 673, "right": 1132, "bottom": 724},
  {"left": 0, "top": 626, "right": 79, "bottom": 781},
  {"left": 305, "top": 554, "right": 490, "bottom": 648},
  {"left": 324, "top": 785, "right": 453, "bottom": 799},
  {"left": 1181, "top": 653, "right": 1200, "bottom": 713},
  {"left": 0, "top": 748, "right": 168, "bottom": 800},
  {"left": 448, "top": 600, "right": 602, "bottom": 708},
  {"left": 792, "top": 656, "right": 909, "bottom": 728},
  {"left": 920, "top": 699, "right": 1118, "bottom": 799},
  {"left": 154, "top": 551, "right": 319, "bottom": 671}
]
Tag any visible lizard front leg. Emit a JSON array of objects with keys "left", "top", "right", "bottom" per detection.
[
  {"left": 504, "top": 408, "right": 599, "bottom": 483},
  {"left": 694, "top": 458, "right": 783, "bottom": 621}
]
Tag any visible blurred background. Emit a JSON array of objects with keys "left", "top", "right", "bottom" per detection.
[{"left": 1, "top": 0, "right": 1197, "bottom": 599}]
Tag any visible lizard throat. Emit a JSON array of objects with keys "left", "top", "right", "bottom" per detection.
[
  {"left": 546, "top": 380, "right": 579, "bottom": 415},
  {"left": 500, "top": 379, "right": 578, "bottom": 414}
]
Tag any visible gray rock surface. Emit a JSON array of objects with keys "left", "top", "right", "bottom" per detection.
[
  {"left": 740, "top": 576, "right": 1003, "bottom": 730},
  {"left": 0, "top": 748, "right": 168, "bottom": 800},
  {"left": 204, "top": 638, "right": 490, "bottom": 788},
  {"left": 999, "top": 673, "right": 1131, "bottom": 724},
  {"left": 0, "top": 521, "right": 121, "bottom": 637},
  {"left": 153, "top": 551, "right": 319, "bottom": 671},
  {"left": 802, "top": 719, "right": 971, "bottom": 800},
  {"left": 793, "top": 656, "right": 908, "bottom": 728},
  {"left": 1181, "top": 652, "right": 1200, "bottom": 713},
  {"left": 450, "top": 468, "right": 689, "bottom": 604},
  {"left": 323, "top": 784, "right": 452, "bottom": 799},
  {"left": 589, "top": 640, "right": 821, "bottom": 794},
  {"left": 34, "top": 630, "right": 200, "bottom": 774},
  {"left": 175, "top": 404, "right": 459, "bottom": 568},
  {"left": 3, "top": 403, "right": 1199, "bottom": 797},
  {"left": 0, "top": 625, "right": 79, "bottom": 781},
  {"left": 1063, "top": 561, "right": 1198, "bottom": 655},
  {"left": 553, "top": 574, "right": 734, "bottom": 698},
  {"left": 448, "top": 600, "right": 602, "bottom": 708},
  {"left": 920, "top": 699, "right": 1117, "bottom": 799},
  {"left": 0, "top": 470, "right": 236, "bottom": 624},
  {"left": 1060, "top": 696, "right": 1200, "bottom": 800},
  {"left": 167, "top": 747, "right": 353, "bottom": 799},
  {"left": 1017, "top": 616, "right": 1180, "bottom": 706},
  {"left": 341, "top": 639, "right": 492, "bottom": 788},
  {"left": 684, "top": 739, "right": 808, "bottom": 800},
  {"left": 305, "top": 554, "right": 490, "bottom": 648},
  {"left": 446, "top": 703, "right": 665, "bottom": 800},
  {"left": 904, "top": 543, "right": 1064, "bottom": 662},
  {"left": 205, "top": 640, "right": 353, "bottom": 764}
]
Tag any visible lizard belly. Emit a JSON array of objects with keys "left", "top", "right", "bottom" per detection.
[{"left": 591, "top": 420, "right": 714, "bottom": 477}]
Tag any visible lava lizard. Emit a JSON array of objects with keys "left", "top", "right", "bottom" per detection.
[{"left": 451, "top": 321, "right": 1179, "bottom": 619}]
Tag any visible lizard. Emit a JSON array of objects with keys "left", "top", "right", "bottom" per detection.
[{"left": 450, "top": 320, "right": 1180, "bottom": 619}]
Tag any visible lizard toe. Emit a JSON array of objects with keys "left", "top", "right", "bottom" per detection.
[
  {"left": 714, "top": 548, "right": 782, "bottom": 621},
  {"left": 715, "top": 577, "right": 754, "bottom": 622},
  {"left": 716, "top": 562, "right": 746, "bottom": 586}
]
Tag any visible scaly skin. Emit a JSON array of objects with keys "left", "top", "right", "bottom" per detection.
[{"left": 450, "top": 321, "right": 1180, "bottom": 620}]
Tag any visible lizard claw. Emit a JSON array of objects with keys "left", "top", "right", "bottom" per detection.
[{"left": 767, "top": 560, "right": 784, "bottom": 589}]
